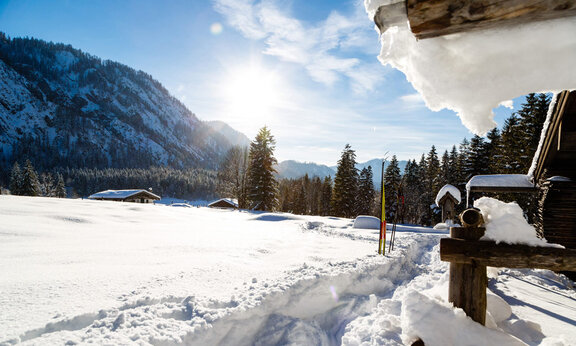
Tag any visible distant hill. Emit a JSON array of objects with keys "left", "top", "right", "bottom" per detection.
[
  {"left": 0, "top": 32, "right": 245, "bottom": 179},
  {"left": 275, "top": 160, "right": 335, "bottom": 180},
  {"left": 276, "top": 159, "right": 408, "bottom": 186}
]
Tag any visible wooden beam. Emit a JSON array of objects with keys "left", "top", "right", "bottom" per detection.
[
  {"left": 441, "top": 238, "right": 576, "bottom": 271},
  {"left": 406, "top": 0, "right": 576, "bottom": 39}
]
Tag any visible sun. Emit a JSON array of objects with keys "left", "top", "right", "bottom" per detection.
[{"left": 222, "top": 64, "right": 283, "bottom": 122}]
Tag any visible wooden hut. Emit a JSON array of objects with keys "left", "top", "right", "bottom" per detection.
[
  {"left": 208, "top": 198, "right": 238, "bottom": 209},
  {"left": 88, "top": 189, "right": 161, "bottom": 203},
  {"left": 532, "top": 90, "right": 576, "bottom": 249},
  {"left": 435, "top": 184, "right": 461, "bottom": 222}
]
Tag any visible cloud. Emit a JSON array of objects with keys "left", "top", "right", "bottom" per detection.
[
  {"left": 399, "top": 92, "right": 425, "bottom": 109},
  {"left": 498, "top": 100, "right": 514, "bottom": 109},
  {"left": 213, "top": 0, "right": 381, "bottom": 93}
]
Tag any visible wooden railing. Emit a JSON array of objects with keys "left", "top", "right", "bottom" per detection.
[{"left": 440, "top": 209, "right": 576, "bottom": 327}]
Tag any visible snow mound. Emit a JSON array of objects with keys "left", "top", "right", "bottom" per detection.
[
  {"left": 353, "top": 215, "right": 381, "bottom": 229},
  {"left": 474, "top": 197, "right": 562, "bottom": 247},
  {"left": 433, "top": 219, "right": 460, "bottom": 230},
  {"left": 401, "top": 290, "right": 525, "bottom": 345},
  {"left": 366, "top": 2, "right": 576, "bottom": 135},
  {"left": 435, "top": 184, "right": 461, "bottom": 206}
]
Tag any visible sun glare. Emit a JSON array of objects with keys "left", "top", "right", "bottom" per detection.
[{"left": 222, "top": 65, "right": 283, "bottom": 124}]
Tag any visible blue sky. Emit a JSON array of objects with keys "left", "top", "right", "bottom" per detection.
[{"left": 0, "top": 0, "right": 519, "bottom": 165}]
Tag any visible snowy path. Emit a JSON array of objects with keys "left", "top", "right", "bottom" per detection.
[
  {"left": 11, "top": 233, "right": 440, "bottom": 345},
  {"left": 0, "top": 196, "right": 441, "bottom": 344},
  {"left": 1, "top": 196, "right": 574, "bottom": 345}
]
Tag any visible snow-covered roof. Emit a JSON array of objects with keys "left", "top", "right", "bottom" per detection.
[
  {"left": 365, "top": 2, "right": 576, "bottom": 136},
  {"left": 466, "top": 175, "right": 535, "bottom": 192},
  {"left": 208, "top": 198, "right": 239, "bottom": 208},
  {"left": 527, "top": 93, "right": 559, "bottom": 178},
  {"left": 435, "top": 184, "right": 461, "bottom": 206},
  {"left": 88, "top": 189, "right": 160, "bottom": 200}
]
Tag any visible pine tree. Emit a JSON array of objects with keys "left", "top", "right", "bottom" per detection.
[
  {"left": 331, "top": 144, "right": 358, "bottom": 218},
  {"left": 500, "top": 114, "right": 524, "bottom": 173},
  {"left": 485, "top": 128, "right": 502, "bottom": 173},
  {"left": 357, "top": 166, "right": 375, "bottom": 216},
  {"left": 440, "top": 150, "right": 451, "bottom": 186},
  {"left": 40, "top": 172, "right": 55, "bottom": 197},
  {"left": 424, "top": 147, "right": 441, "bottom": 225},
  {"left": 463, "top": 135, "right": 489, "bottom": 179},
  {"left": 20, "top": 159, "right": 41, "bottom": 196},
  {"left": 9, "top": 162, "right": 23, "bottom": 195},
  {"left": 320, "top": 176, "right": 333, "bottom": 216},
  {"left": 55, "top": 173, "right": 66, "bottom": 198},
  {"left": 384, "top": 156, "right": 402, "bottom": 221},
  {"left": 246, "top": 127, "right": 278, "bottom": 211}
]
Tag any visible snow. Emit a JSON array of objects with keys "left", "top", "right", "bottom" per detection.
[
  {"left": 466, "top": 174, "right": 535, "bottom": 191},
  {"left": 365, "top": 2, "right": 576, "bottom": 135},
  {"left": 435, "top": 184, "right": 461, "bottom": 206},
  {"left": 88, "top": 189, "right": 160, "bottom": 200},
  {"left": 433, "top": 219, "right": 460, "bottom": 231},
  {"left": 474, "top": 197, "right": 562, "bottom": 248},
  {"left": 353, "top": 215, "right": 381, "bottom": 229},
  {"left": 528, "top": 93, "right": 560, "bottom": 178},
  {"left": 1, "top": 196, "right": 574, "bottom": 344}
]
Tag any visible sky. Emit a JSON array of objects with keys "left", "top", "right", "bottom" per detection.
[{"left": 0, "top": 0, "right": 521, "bottom": 165}]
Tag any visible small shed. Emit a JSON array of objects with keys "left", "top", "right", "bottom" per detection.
[
  {"left": 208, "top": 198, "right": 238, "bottom": 209},
  {"left": 435, "top": 184, "right": 461, "bottom": 222},
  {"left": 465, "top": 174, "right": 536, "bottom": 207},
  {"left": 88, "top": 189, "right": 161, "bottom": 203}
]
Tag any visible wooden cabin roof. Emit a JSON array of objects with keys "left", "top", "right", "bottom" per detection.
[
  {"left": 374, "top": 0, "right": 576, "bottom": 39},
  {"left": 88, "top": 189, "right": 161, "bottom": 200}
]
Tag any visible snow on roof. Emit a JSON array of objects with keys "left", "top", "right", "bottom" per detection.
[
  {"left": 365, "top": 3, "right": 576, "bottom": 135},
  {"left": 434, "top": 184, "right": 461, "bottom": 206},
  {"left": 88, "top": 189, "right": 160, "bottom": 200},
  {"left": 527, "top": 92, "right": 559, "bottom": 178},
  {"left": 208, "top": 198, "right": 239, "bottom": 208},
  {"left": 466, "top": 175, "right": 534, "bottom": 192}
]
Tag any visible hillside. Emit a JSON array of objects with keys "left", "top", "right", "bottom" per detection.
[{"left": 0, "top": 33, "right": 243, "bottom": 177}]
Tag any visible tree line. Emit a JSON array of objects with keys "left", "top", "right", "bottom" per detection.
[
  {"left": 382, "top": 93, "right": 549, "bottom": 225},
  {"left": 8, "top": 160, "right": 66, "bottom": 197},
  {"left": 217, "top": 93, "right": 549, "bottom": 225},
  {"left": 218, "top": 129, "right": 377, "bottom": 217}
]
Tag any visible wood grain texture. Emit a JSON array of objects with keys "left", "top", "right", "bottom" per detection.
[
  {"left": 406, "top": 0, "right": 576, "bottom": 39},
  {"left": 441, "top": 238, "right": 576, "bottom": 271}
]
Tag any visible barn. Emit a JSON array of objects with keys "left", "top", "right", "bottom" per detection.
[{"left": 88, "top": 189, "right": 161, "bottom": 203}]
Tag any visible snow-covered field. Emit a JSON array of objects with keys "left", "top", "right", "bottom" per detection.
[{"left": 0, "top": 196, "right": 574, "bottom": 345}]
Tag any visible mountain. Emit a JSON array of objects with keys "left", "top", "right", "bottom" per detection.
[
  {"left": 204, "top": 120, "right": 250, "bottom": 148},
  {"left": 0, "top": 33, "right": 244, "bottom": 178},
  {"left": 275, "top": 160, "right": 335, "bottom": 180},
  {"left": 355, "top": 159, "right": 408, "bottom": 184}
]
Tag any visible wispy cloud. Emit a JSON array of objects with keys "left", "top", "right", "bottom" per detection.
[{"left": 213, "top": 0, "right": 381, "bottom": 93}]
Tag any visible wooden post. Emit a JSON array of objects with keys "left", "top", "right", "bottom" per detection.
[{"left": 448, "top": 226, "right": 487, "bottom": 325}]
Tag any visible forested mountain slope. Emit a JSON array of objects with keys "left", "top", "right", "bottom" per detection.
[{"left": 0, "top": 33, "right": 240, "bottom": 178}]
